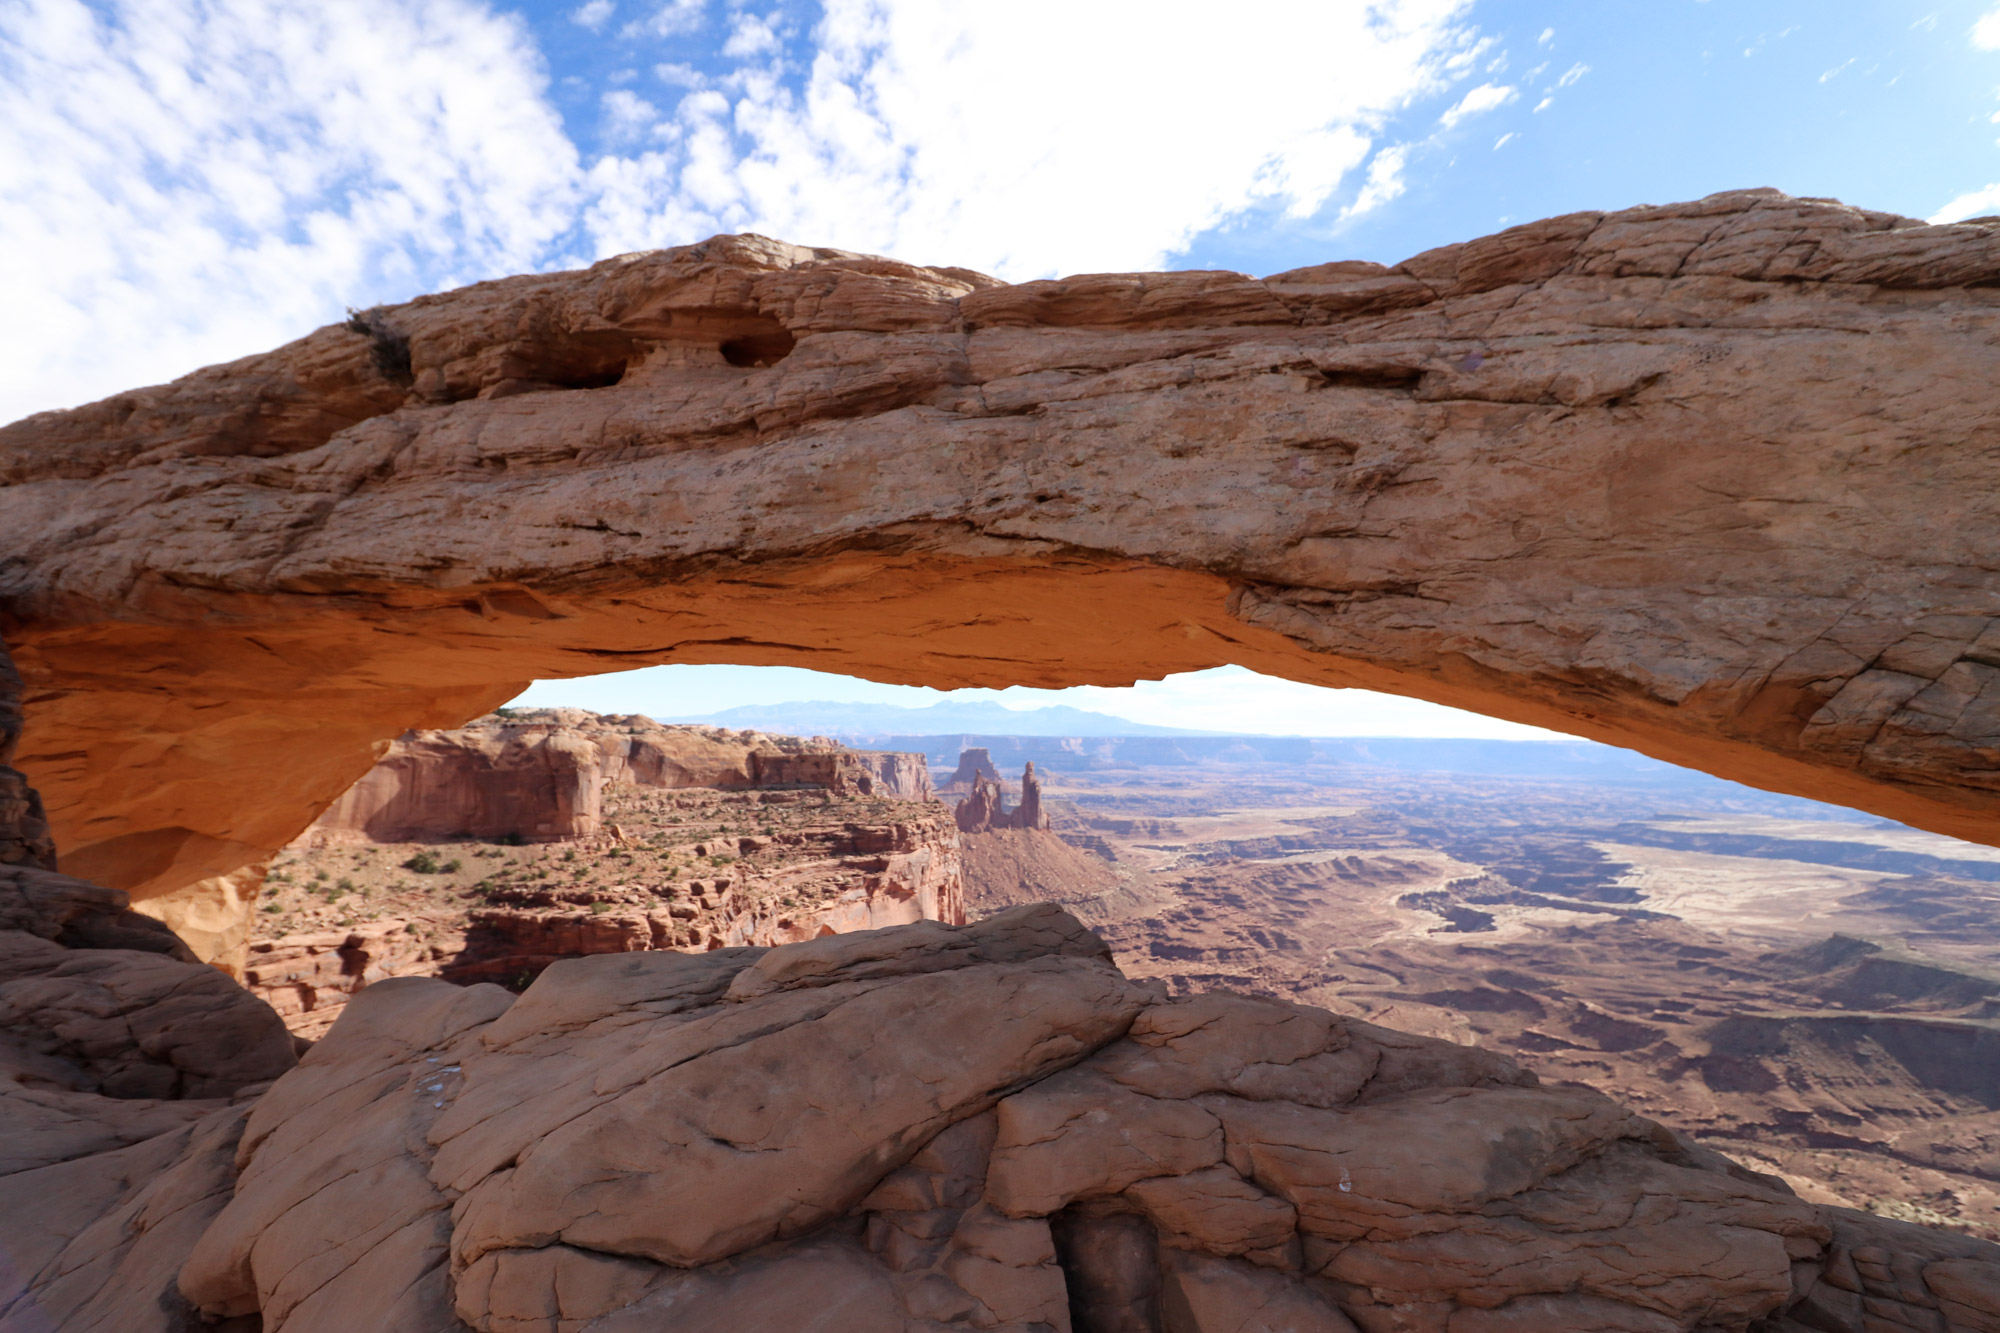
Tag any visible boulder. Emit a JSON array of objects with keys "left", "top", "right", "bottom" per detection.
[{"left": 6, "top": 900, "right": 1993, "bottom": 1331}]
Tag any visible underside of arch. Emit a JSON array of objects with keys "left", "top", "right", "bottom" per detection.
[{"left": 6, "top": 189, "right": 2000, "bottom": 952}]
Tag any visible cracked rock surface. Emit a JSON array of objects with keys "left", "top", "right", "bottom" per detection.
[
  {"left": 9, "top": 190, "right": 2000, "bottom": 950},
  {"left": 8, "top": 896, "right": 2000, "bottom": 1332}
]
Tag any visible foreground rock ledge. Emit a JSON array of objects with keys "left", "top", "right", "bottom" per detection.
[
  {"left": 4, "top": 901, "right": 1996, "bottom": 1333},
  {"left": 8, "top": 188, "right": 2000, "bottom": 939}
]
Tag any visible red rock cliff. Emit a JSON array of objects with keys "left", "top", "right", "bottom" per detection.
[{"left": 301, "top": 708, "right": 933, "bottom": 846}]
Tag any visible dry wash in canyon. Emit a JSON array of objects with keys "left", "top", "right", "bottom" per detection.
[{"left": 7, "top": 191, "right": 2000, "bottom": 1331}]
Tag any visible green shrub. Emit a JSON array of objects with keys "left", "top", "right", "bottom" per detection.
[
  {"left": 441, "top": 859, "right": 463, "bottom": 874},
  {"left": 402, "top": 851, "right": 440, "bottom": 874}
]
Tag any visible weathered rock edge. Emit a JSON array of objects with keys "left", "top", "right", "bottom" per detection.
[
  {"left": 6, "top": 900, "right": 1998, "bottom": 1333},
  {"left": 8, "top": 187, "right": 2000, "bottom": 929}
]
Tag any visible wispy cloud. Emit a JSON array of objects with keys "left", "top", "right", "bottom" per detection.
[
  {"left": 570, "top": 0, "right": 614, "bottom": 31},
  {"left": 721, "top": 11, "right": 779, "bottom": 58},
  {"left": 585, "top": 0, "right": 1483, "bottom": 280},
  {"left": 622, "top": 0, "right": 704, "bottom": 40},
  {"left": 0, "top": 0, "right": 577, "bottom": 424},
  {"left": 1344, "top": 144, "right": 1411, "bottom": 219},
  {"left": 1977, "top": 7, "right": 2000, "bottom": 48},
  {"left": 1437, "top": 81, "right": 1516, "bottom": 129},
  {"left": 0, "top": 0, "right": 1492, "bottom": 425},
  {"left": 1931, "top": 185, "right": 2000, "bottom": 224}
]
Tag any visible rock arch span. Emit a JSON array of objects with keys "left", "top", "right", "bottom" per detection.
[{"left": 6, "top": 187, "right": 2000, "bottom": 963}]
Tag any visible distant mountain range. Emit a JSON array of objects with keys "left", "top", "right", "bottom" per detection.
[{"left": 667, "top": 699, "right": 1223, "bottom": 738}]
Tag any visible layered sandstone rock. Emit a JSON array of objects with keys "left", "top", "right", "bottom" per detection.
[
  {"left": 10, "top": 901, "right": 2000, "bottom": 1332},
  {"left": 10, "top": 191, "right": 2000, "bottom": 953},
  {"left": 957, "top": 763, "right": 1051, "bottom": 833},
  {"left": 246, "top": 729, "right": 962, "bottom": 1034},
  {"left": 945, "top": 747, "right": 1005, "bottom": 792},
  {"left": 302, "top": 708, "right": 931, "bottom": 846}
]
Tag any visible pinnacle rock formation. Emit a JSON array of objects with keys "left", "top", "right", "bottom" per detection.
[
  {"left": 956, "top": 763, "right": 1051, "bottom": 833},
  {"left": 9, "top": 189, "right": 2000, "bottom": 955}
]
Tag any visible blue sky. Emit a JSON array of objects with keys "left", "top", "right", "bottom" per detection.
[{"left": 11, "top": 0, "right": 2000, "bottom": 736}]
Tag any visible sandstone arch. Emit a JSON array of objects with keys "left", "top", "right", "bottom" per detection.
[{"left": 6, "top": 188, "right": 2000, "bottom": 961}]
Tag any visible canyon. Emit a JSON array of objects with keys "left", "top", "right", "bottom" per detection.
[
  {"left": 957, "top": 741, "right": 2000, "bottom": 1243},
  {"left": 10, "top": 657, "right": 2000, "bottom": 1331},
  {"left": 9, "top": 194, "right": 2000, "bottom": 1330},
  {"left": 247, "top": 709, "right": 959, "bottom": 1036}
]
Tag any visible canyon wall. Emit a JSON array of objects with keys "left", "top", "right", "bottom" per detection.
[
  {"left": 10, "top": 191, "right": 2000, "bottom": 950},
  {"left": 300, "top": 708, "right": 931, "bottom": 847},
  {"left": 245, "top": 711, "right": 957, "bottom": 1029}
]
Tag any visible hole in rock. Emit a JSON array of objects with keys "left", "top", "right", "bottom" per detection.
[
  {"left": 1320, "top": 365, "right": 1424, "bottom": 391},
  {"left": 720, "top": 328, "right": 798, "bottom": 367},
  {"left": 1052, "top": 1208, "right": 1162, "bottom": 1333}
]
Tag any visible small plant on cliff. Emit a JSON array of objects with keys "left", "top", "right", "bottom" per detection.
[
  {"left": 589, "top": 902, "right": 607, "bottom": 915},
  {"left": 441, "top": 858, "right": 462, "bottom": 874},
  {"left": 402, "top": 851, "right": 441, "bottom": 874},
  {"left": 562, "top": 849, "right": 577, "bottom": 862},
  {"left": 336, "top": 877, "right": 355, "bottom": 892}
]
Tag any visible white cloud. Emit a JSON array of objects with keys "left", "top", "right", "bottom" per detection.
[
  {"left": 1556, "top": 61, "right": 1588, "bottom": 87},
  {"left": 655, "top": 61, "right": 706, "bottom": 87},
  {"left": 1818, "top": 57, "right": 1855, "bottom": 82},
  {"left": 0, "top": 0, "right": 1491, "bottom": 425},
  {"left": 1533, "top": 96, "right": 1553, "bottom": 112},
  {"left": 721, "top": 12, "right": 780, "bottom": 58},
  {"left": 1493, "top": 131, "right": 1515, "bottom": 149},
  {"left": 0, "top": 0, "right": 579, "bottom": 425},
  {"left": 1436, "top": 81, "right": 1516, "bottom": 129},
  {"left": 1537, "top": 26, "right": 1553, "bottom": 44},
  {"left": 622, "top": 0, "right": 705, "bottom": 40},
  {"left": 582, "top": 0, "right": 1480, "bottom": 280},
  {"left": 602, "top": 88, "right": 661, "bottom": 141},
  {"left": 1976, "top": 7, "right": 2000, "bottom": 49},
  {"left": 1930, "top": 184, "right": 2000, "bottom": 223},
  {"left": 570, "top": 0, "right": 614, "bottom": 31},
  {"left": 1342, "top": 144, "right": 1410, "bottom": 218}
]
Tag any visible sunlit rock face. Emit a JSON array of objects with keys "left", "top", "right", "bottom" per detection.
[
  {"left": 3, "top": 631, "right": 1999, "bottom": 1331},
  {"left": 249, "top": 709, "right": 958, "bottom": 1031},
  {"left": 9, "top": 188, "right": 2000, "bottom": 959},
  {"left": 300, "top": 709, "right": 933, "bottom": 846},
  {"left": 15, "top": 896, "right": 2000, "bottom": 1333}
]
